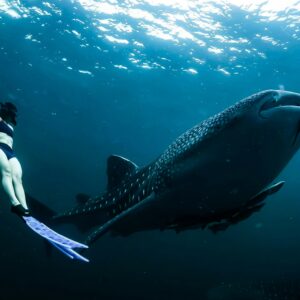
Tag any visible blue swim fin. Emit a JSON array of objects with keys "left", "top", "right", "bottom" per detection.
[{"left": 23, "top": 216, "right": 89, "bottom": 263}]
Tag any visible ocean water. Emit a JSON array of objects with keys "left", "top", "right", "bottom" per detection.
[{"left": 1, "top": 0, "right": 300, "bottom": 299}]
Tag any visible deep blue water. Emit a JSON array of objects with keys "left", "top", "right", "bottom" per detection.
[{"left": 1, "top": 0, "right": 300, "bottom": 299}]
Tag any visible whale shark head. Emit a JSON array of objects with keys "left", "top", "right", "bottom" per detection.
[
  {"left": 157, "top": 89, "right": 300, "bottom": 176},
  {"left": 254, "top": 90, "right": 300, "bottom": 150},
  {"left": 224, "top": 90, "right": 300, "bottom": 152}
]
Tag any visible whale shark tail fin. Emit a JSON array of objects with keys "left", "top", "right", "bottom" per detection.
[
  {"left": 26, "top": 194, "right": 98, "bottom": 233},
  {"left": 25, "top": 193, "right": 57, "bottom": 225}
]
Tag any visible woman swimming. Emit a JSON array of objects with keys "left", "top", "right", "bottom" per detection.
[{"left": 0, "top": 102, "right": 30, "bottom": 217}]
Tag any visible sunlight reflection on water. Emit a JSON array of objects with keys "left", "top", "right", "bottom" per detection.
[{"left": 0, "top": 0, "right": 299, "bottom": 75}]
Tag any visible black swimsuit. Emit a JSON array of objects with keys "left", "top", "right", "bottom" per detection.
[{"left": 0, "top": 121, "right": 15, "bottom": 160}]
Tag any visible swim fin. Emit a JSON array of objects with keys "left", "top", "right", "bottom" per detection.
[{"left": 22, "top": 216, "right": 89, "bottom": 263}]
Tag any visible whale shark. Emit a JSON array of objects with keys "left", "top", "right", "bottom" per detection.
[{"left": 46, "top": 89, "right": 300, "bottom": 246}]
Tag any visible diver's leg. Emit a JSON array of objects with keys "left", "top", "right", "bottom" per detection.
[
  {"left": 9, "top": 157, "right": 28, "bottom": 210},
  {"left": 0, "top": 150, "right": 20, "bottom": 206}
]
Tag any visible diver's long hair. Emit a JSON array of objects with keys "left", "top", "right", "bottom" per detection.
[{"left": 0, "top": 102, "right": 17, "bottom": 126}]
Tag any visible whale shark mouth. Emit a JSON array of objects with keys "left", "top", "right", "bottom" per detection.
[{"left": 259, "top": 90, "right": 300, "bottom": 118}]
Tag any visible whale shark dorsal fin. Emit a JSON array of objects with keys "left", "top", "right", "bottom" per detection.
[{"left": 106, "top": 155, "right": 139, "bottom": 191}]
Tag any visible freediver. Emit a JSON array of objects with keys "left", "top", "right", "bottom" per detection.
[{"left": 0, "top": 102, "right": 30, "bottom": 217}]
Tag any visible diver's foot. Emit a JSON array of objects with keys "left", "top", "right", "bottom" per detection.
[{"left": 11, "top": 204, "right": 31, "bottom": 217}]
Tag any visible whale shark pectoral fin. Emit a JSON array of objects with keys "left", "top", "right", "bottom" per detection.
[
  {"left": 84, "top": 193, "right": 155, "bottom": 246},
  {"left": 207, "top": 181, "right": 285, "bottom": 234},
  {"left": 208, "top": 203, "right": 265, "bottom": 234},
  {"left": 106, "top": 155, "right": 139, "bottom": 191},
  {"left": 247, "top": 181, "right": 285, "bottom": 206}
]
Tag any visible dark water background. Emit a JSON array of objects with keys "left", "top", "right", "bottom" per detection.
[{"left": 1, "top": 0, "right": 300, "bottom": 299}]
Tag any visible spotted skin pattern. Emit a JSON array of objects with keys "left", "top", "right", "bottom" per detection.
[
  {"left": 55, "top": 90, "right": 281, "bottom": 245},
  {"left": 154, "top": 90, "right": 271, "bottom": 189}
]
